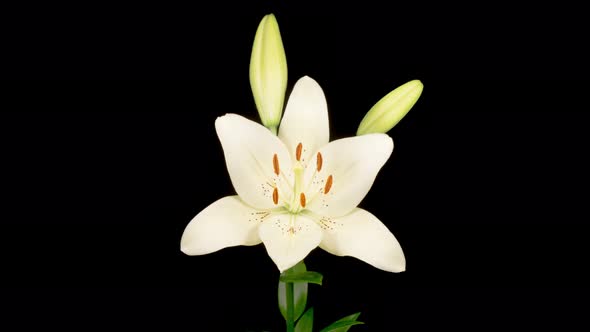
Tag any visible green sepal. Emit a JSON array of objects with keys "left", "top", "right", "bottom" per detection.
[
  {"left": 294, "top": 307, "right": 314, "bottom": 332},
  {"left": 319, "top": 312, "right": 364, "bottom": 332},
  {"left": 278, "top": 261, "right": 308, "bottom": 321},
  {"left": 280, "top": 271, "right": 323, "bottom": 285}
]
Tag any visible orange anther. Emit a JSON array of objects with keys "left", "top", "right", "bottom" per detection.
[
  {"left": 296, "top": 143, "right": 303, "bottom": 161},
  {"left": 316, "top": 152, "right": 323, "bottom": 171},
  {"left": 324, "top": 175, "right": 333, "bottom": 194},
  {"left": 300, "top": 193, "right": 307, "bottom": 208},
  {"left": 272, "top": 187, "right": 279, "bottom": 205},
  {"left": 273, "top": 154, "right": 280, "bottom": 175}
]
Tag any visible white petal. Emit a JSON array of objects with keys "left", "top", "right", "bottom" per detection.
[
  {"left": 216, "top": 114, "right": 293, "bottom": 209},
  {"left": 319, "top": 208, "right": 405, "bottom": 272},
  {"left": 278, "top": 76, "right": 329, "bottom": 165},
  {"left": 259, "top": 214, "right": 323, "bottom": 272},
  {"left": 181, "top": 196, "right": 263, "bottom": 255},
  {"left": 305, "top": 133, "right": 393, "bottom": 217}
]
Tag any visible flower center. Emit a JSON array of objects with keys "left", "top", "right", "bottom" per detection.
[
  {"left": 290, "top": 160, "right": 305, "bottom": 213},
  {"left": 270, "top": 143, "right": 333, "bottom": 214}
]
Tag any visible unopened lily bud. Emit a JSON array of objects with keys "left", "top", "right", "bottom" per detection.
[
  {"left": 249, "top": 14, "right": 288, "bottom": 134},
  {"left": 357, "top": 80, "right": 423, "bottom": 135}
]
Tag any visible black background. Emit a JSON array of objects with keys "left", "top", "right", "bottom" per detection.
[{"left": 2, "top": 1, "right": 589, "bottom": 331}]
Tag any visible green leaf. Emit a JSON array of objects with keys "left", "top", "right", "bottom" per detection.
[
  {"left": 278, "top": 261, "right": 308, "bottom": 321},
  {"left": 319, "top": 321, "right": 364, "bottom": 332},
  {"left": 332, "top": 312, "right": 361, "bottom": 324},
  {"left": 279, "top": 271, "right": 323, "bottom": 285},
  {"left": 294, "top": 307, "right": 314, "bottom": 332},
  {"left": 319, "top": 312, "right": 364, "bottom": 332}
]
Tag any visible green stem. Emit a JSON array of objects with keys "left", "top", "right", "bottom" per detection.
[
  {"left": 286, "top": 281, "right": 295, "bottom": 332},
  {"left": 269, "top": 125, "right": 278, "bottom": 135}
]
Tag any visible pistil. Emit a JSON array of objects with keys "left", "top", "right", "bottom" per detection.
[{"left": 291, "top": 161, "right": 304, "bottom": 212}]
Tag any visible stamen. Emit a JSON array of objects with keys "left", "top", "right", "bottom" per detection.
[
  {"left": 272, "top": 187, "right": 279, "bottom": 205},
  {"left": 272, "top": 154, "right": 280, "bottom": 175},
  {"left": 296, "top": 143, "right": 303, "bottom": 161},
  {"left": 300, "top": 193, "right": 306, "bottom": 208},
  {"left": 316, "top": 152, "right": 323, "bottom": 171},
  {"left": 324, "top": 175, "right": 333, "bottom": 194}
]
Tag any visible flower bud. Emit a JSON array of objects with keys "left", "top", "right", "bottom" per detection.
[
  {"left": 357, "top": 80, "right": 423, "bottom": 135},
  {"left": 249, "top": 14, "right": 288, "bottom": 133}
]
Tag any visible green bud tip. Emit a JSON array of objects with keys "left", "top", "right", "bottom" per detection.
[
  {"left": 249, "top": 13, "right": 288, "bottom": 132},
  {"left": 357, "top": 80, "right": 423, "bottom": 135}
]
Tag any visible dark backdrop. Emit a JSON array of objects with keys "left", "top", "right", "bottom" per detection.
[{"left": 2, "top": 2, "right": 589, "bottom": 331}]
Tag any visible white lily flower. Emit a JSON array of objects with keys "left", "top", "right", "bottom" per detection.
[{"left": 181, "top": 76, "right": 405, "bottom": 273}]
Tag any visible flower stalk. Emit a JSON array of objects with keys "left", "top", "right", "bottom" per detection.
[{"left": 286, "top": 281, "right": 295, "bottom": 332}]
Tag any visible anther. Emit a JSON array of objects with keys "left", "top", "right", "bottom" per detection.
[
  {"left": 296, "top": 143, "right": 303, "bottom": 161},
  {"left": 272, "top": 154, "right": 280, "bottom": 175},
  {"left": 272, "top": 187, "right": 279, "bottom": 205},
  {"left": 324, "top": 175, "right": 333, "bottom": 194},
  {"left": 300, "top": 193, "right": 306, "bottom": 208},
  {"left": 316, "top": 152, "right": 323, "bottom": 171}
]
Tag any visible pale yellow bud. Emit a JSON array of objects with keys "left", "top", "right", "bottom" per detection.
[
  {"left": 357, "top": 80, "right": 423, "bottom": 135},
  {"left": 249, "top": 14, "right": 288, "bottom": 133}
]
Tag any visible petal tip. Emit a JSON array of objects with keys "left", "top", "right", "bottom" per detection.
[
  {"left": 366, "top": 133, "right": 394, "bottom": 157},
  {"left": 386, "top": 134, "right": 394, "bottom": 151},
  {"left": 214, "top": 113, "right": 244, "bottom": 133},
  {"left": 395, "top": 262, "right": 407, "bottom": 273},
  {"left": 215, "top": 113, "right": 238, "bottom": 122},
  {"left": 214, "top": 113, "right": 230, "bottom": 126},
  {"left": 387, "top": 256, "right": 406, "bottom": 273},
  {"left": 374, "top": 133, "right": 394, "bottom": 155},
  {"left": 180, "top": 234, "right": 198, "bottom": 256},
  {"left": 296, "top": 75, "right": 320, "bottom": 88},
  {"left": 180, "top": 244, "right": 195, "bottom": 256}
]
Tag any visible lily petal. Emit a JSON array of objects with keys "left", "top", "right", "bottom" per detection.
[
  {"left": 319, "top": 208, "right": 405, "bottom": 272},
  {"left": 305, "top": 133, "right": 393, "bottom": 217},
  {"left": 216, "top": 114, "right": 293, "bottom": 209},
  {"left": 278, "top": 76, "right": 329, "bottom": 165},
  {"left": 181, "top": 196, "right": 263, "bottom": 255},
  {"left": 259, "top": 214, "right": 323, "bottom": 272}
]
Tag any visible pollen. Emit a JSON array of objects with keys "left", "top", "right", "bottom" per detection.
[
  {"left": 324, "top": 175, "right": 333, "bottom": 194},
  {"left": 300, "top": 192, "right": 306, "bottom": 208},
  {"left": 272, "top": 153, "right": 280, "bottom": 175},
  {"left": 296, "top": 143, "right": 303, "bottom": 161},
  {"left": 316, "top": 152, "right": 323, "bottom": 171},
  {"left": 272, "top": 187, "right": 279, "bottom": 205}
]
